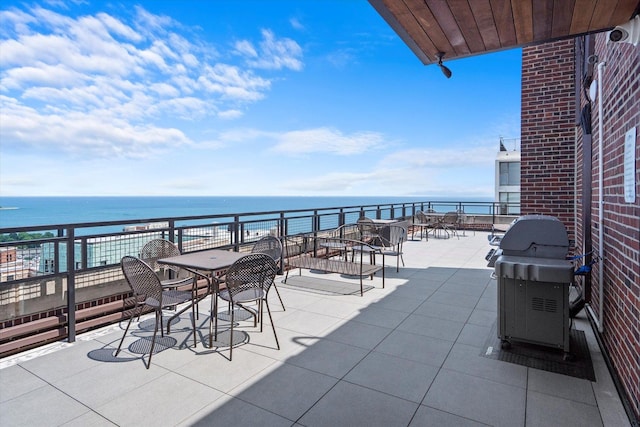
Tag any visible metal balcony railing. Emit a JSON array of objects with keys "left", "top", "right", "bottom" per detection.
[{"left": 0, "top": 200, "right": 519, "bottom": 356}]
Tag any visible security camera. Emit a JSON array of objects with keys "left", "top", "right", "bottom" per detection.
[{"left": 607, "top": 16, "right": 639, "bottom": 46}]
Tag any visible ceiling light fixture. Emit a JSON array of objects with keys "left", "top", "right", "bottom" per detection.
[{"left": 436, "top": 52, "right": 452, "bottom": 78}]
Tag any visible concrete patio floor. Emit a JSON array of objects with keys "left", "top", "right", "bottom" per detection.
[{"left": 0, "top": 231, "right": 631, "bottom": 426}]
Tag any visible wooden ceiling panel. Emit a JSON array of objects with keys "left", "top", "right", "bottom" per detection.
[
  {"left": 552, "top": 0, "right": 576, "bottom": 38},
  {"left": 532, "top": 0, "right": 554, "bottom": 40},
  {"left": 489, "top": 0, "right": 518, "bottom": 48},
  {"left": 570, "top": 0, "right": 597, "bottom": 34},
  {"left": 402, "top": 0, "right": 453, "bottom": 61},
  {"left": 469, "top": 0, "right": 502, "bottom": 50},
  {"left": 589, "top": 0, "right": 616, "bottom": 29},
  {"left": 369, "top": 0, "right": 640, "bottom": 65},
  {"left": 511, "top": 0, "right": 534, "bottom": 45},
  {"left": 427, "top": 0, "right": 470, "bottom": 55},
  {"left": 448, "top": 0, "right": 486, "bottom": 53},
  {"left": 610, "top": 0, "right": 640, "bottom": 25}
]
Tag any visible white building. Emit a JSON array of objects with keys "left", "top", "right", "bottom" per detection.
[{"left": 495, "top": 138, "right": 520, "bottom": 214}]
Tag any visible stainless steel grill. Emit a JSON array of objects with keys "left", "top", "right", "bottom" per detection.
[{"left": 494, "top": 215, "right": 574, "bottom": 357}]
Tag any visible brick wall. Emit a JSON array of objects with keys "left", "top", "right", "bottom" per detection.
[
  {"left": 523, "top": 37, "right": 639, "bottom": 420},
  {"left": 521, "top": 40, "right": 576, "bottom": 243},
  {"left": 588, "top": 37, "right": 640, "bottom": 419}
]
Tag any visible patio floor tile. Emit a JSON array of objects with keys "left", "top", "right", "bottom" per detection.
[
  {"left": 298, "top": 381, "right": 419, "bottom": 427},
  {"left": 423, "top": 368, "right": 526, "bottom": 427},
  {"left": 344, "top": 350, "right": 439, "bottom": 402}
]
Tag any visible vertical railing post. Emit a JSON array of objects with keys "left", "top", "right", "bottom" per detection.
[
  {"left": 280, "top": 212, "right": 287, "bottom": 236},
  {"left": 491, "top": 203, "right": 497, "bottom": 225},
  {"left": 168, "top": 219, "right": 176, "bottom": 244},
  {"left": 233, "top": 215, "right": 240, "bottom": 251},
  {"left": 66, "top": 227, "right": 76, "bottom": 343},
  {"left": 312, "top": 210, "right": 320, "bottom": 233},
  {"left": 80, "top": 237, "right": 87, "bottom": 269}
]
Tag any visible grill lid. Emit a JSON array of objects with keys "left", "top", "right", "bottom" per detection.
[{"left": 499, "top": 215, "right": 569, "bottom": 259}]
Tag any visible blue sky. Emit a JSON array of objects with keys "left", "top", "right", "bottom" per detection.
[{"left": 0, "top": 0, "right": 522, "bottom": 198}]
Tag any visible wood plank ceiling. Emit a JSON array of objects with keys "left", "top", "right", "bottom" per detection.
[{"left": 369, "top": 0, "right": 640, "bottom": 65}]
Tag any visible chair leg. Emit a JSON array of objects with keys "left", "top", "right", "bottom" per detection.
[
  {"left": 191, "top": 298, "right": 197, "bottom": 348},
  {"left": 210, "top": 291, "right": 219, "bottom": 348},
  {"left": 161, "top": 311, "right": 166, "bottom": 337},
  {"left": 115, "top": 314, "right": 135, "bottom": 356},
  {"left": 259, "top": 298, "right": 264, "bottom": 332},
  {"left": 263, "top": 299, "right": 280, "bottom": 350},
  {"left": 229, "top": 302, "right": 235, "bottom": 361},
  {"left": 272, "top": 282, "right": 286, "bottom": 311},
  {"left": 145, "top": 310, "right": 160, "bottom": 369}
]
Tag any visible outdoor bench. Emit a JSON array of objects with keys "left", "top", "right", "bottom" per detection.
[{"left": 283, "top": 234, "right": 385, "bottom": 296}]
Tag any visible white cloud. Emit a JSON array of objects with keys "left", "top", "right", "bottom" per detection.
[
  {"left": 234, "top": 39, "right": 257, "bottom": 57},
  {"left": 387, "top": 147, "right": 495, "bottom": 168},
  {"left": 218, "top": 109, "right": 243, "bottom": 120},
  {"left": 272, "top": 127, "right": 385, "bottom": 155},
  {"left": 198, "top": 63, "right": 270, "bottom": 101},
  {"left": 96, "top": 12, "right": 143, "bottom": 42},
  {"left": 238, "top": 29, "right": 303, "bottom": 71},
  {"left": 0, "top": 4, "right": 304, "bottom": 161},
  {"left": 290, "top": 17, "right": 304, "bottom": 31},
  {"left": 0, "top": 95, "right": 190, "bottom": 158}
]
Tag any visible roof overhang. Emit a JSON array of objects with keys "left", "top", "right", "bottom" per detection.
[{"left": 369, "top": 0, "right": 640, "bottom": 65}]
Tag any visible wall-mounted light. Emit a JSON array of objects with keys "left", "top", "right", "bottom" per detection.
[{"left": 436, "top": 52, "right": 452, "bottom": 78}]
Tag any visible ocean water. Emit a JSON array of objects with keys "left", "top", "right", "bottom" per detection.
[{"left": 0, "top": 196, "right": 493, "bottom": 229}]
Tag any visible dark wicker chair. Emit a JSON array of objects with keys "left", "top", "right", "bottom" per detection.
[
  {"left": 140, "top": 239, "right": 193, "bottom": 290},
  {"left": 357, "top": 217, "right": 383, "bottom": 243},
  {"left": 140, "top": 238, "right": 209, "bottom": 317},
  {"left": 116, "top": 256, "right": 196, "bottom": 369},
  {"left": 321, "top": 223, "right": 359, "bottom": 262},
  {"left": 212, "top": 253, "right": 279, "bottom": 361},
  {"left": 441, "top": 211, "right": 460, "bottom": 239},
  {"left": 251, "top": 236, "right": 285, "bottom": 310},
  {"left": 413, "top": 211, "right": 435, "bottom": 240},
  {"left": 352, "top": 224, "right": 406, "bottom": 272},
  {"left": 379, "top": 224, "right": 407, "bottom": 272}
]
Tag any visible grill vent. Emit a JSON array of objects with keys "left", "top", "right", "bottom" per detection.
[{"left": 532, "top": 297, "right": 558, "bottom": 313}]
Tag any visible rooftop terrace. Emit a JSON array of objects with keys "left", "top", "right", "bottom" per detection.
[{"left": 0, "top": 231, "right": 630, "bottom": 426}]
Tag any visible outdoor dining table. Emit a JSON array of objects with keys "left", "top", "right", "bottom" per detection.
[{"left": 158, "top": 249, "right": 247, "bottom": 347}]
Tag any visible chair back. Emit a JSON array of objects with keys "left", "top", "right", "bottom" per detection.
[
  {"left": 357, "top": 217, "right": 380, "bottom": 241},
  {"left": 330, "top": 223, "right": 360, "bottom": 240},
  {"left": 140, "top": 239, "right": 181, "bottom": 275},
  {"left": 443, "top": 211, "right": 459, "bottom": 225},
  {"left": 121, "top": 256, "right": 162, "bottom": 306},
  {"left": 387, "top": 224, "right": 407, "bottom": 245},
  {"left": 377, "top": 224, "right": 407, "bottom": 251},
  {"left": 224, "top": 253, "right": 278, "bottom": 298},
  {"left": 415, "top": 211, "right": 436, "bottom": 225},
  {"left": 251, "top": 236, "right": 283, "bottom": 264}
]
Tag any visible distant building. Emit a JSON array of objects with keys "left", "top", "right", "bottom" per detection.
[
  {"left": 0, "top": 247, "right": 17, "bottom": 264},
  {"left": 494, "top": 137, "right": 521, "bottom": 214},
  {"left": 39, "top": 231, "right": 165, "bottom": 273},
  {"left": 0, "top": 247, "right": 33, "bottom": 282}
]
